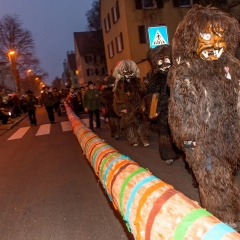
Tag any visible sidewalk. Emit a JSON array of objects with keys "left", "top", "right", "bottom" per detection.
[{"left": 0, "top": 113, "right": 28, "bottom": 130}]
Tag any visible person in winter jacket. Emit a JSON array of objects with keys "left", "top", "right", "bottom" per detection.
[{"left": 83, "top": 81, "right": 101, "bottom": 130}]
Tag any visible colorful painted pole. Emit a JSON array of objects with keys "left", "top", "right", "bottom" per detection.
[{"left": 65, "top": 103, "right": 240, "bottom": 240}]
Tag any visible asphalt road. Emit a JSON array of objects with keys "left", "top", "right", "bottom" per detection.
[{"left": 0, "top": 107, "right": 239, "bottom": 239}]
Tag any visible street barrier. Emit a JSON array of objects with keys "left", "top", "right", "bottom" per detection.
[{"left": 65, "top": 103, "right": 240, "bottom": 240}]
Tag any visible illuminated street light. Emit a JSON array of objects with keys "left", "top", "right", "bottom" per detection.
[{"left": 7, "top": 50, "right": 18, "bottom": 94}]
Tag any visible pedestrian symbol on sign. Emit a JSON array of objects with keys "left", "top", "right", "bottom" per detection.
[{"left": 153, "top": 30, "right": 167, "bottom": 46}]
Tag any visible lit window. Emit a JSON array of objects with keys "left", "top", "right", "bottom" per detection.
[
  {"left": 116, "top": 33, "right": 124, "bottom": 52},
  {"left": 108, "top": 42, "right": 114, "bottom": 58},
  {"left": 112, "top": 1, "right": 120, "bottom": 23},
  {"left": 104, "top": 14, "right": 111, "bottom": 33}
]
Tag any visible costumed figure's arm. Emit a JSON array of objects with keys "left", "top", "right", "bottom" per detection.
[
  {"left": 167, "top": 65, "right": 198, "bottom": 150},
  {"left": 113, "top": 81, "right": 128, "bottom": 116}
]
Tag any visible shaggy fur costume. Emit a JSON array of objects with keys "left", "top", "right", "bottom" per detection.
[
  {"left": 167, "top": 5, "right": 240, "bottom": 223},
  {"left": 113, "top": 60, "right": 149, "bottom": 146},
  {"left": 145, "top": 45, "right": 178, "bottom": 161},
  {"left": 100, "top": 76, "right": 121, "bottom": 138}
]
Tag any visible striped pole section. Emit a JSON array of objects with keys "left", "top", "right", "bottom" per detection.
[{"left": 65, "top": 103, "right": 240, "bottom": 240}]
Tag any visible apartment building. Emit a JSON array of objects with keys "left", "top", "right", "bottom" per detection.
[
  {"left": 74, "top": 31, "right": 107, "bottom": 86},
  {"left": 100, "top": 0, "right": 193, "bottom": 78},
  {"left": 67, "top": 52, "right": 79, "bottom": 88}
]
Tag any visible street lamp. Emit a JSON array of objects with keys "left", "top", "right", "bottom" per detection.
[{"left": 8, "top": 50, "right": 17, "bottom": 94}]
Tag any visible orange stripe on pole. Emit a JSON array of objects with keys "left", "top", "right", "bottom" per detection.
[
  {"left": 145, "top": 188, "right": 178, "bottom": 240},
  {"left": 134, "top": 181, "right": 173, "bottom": 240},
  {"left": 95, "top": 150, "right": 119, "bottom": 176},
  {"left": 106, "top": 160, "right": 137, "bottom": 194}
]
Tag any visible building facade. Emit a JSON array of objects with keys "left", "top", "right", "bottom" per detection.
[
  {"left": 74, "top": 31, "right": 107, "bottom": 86},
  {"left": 100, "top": 0, "right": 193, "bottom": 78},
  {"left": 67, "top": 52, "right": 79, "bottom": 89}
]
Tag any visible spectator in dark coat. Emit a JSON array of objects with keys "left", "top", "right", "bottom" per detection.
[
  {"left": 25, "top": 90, "right": 38, "bottom": 126},
  {"left": 41, "top": 86, "right": 55, "bottom": 123},
  {"left": 52, "top": 87, "right": 61, "bottom": 114},
  {"left": 83, "top": 81, "right": 101, "bottom": 130}
]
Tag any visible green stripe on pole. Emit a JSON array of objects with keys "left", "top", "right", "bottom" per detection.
[
  {"left": 99, "top": 152, "right": 121, "bottom": 180},
  {"left": 173, "top": 208, "right": 212, "bottom": 240},
  {"left": 119, "top": 168, "right": 147, "bottom": 217}
]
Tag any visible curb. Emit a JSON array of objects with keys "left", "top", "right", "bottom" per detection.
[{"left": 0, "top": 114, "right": 28, "bottom": 130}]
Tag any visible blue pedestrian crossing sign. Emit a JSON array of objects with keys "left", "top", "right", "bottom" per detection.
[{"left": 148, "top": 26, "right": 169, "bottom": 48}]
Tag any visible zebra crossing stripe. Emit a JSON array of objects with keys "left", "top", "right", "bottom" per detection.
[
  {"left": 35, "top": 124, "right": 51, "bottom": 136},
  {"left": 61, "top": 121, "right": 72, "bottom": 132},
  {"left": 7, "top": 127, "right": 30, "bottom": 140}
]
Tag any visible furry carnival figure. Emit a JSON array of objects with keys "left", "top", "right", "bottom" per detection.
[
  {"left": 167, "top": 5, "right": 240, "bottom": 227},
  {"left": 100, "top": 76, "right": 121, "bottom": 139},
  {"left": 113, "top": 60, "right": 149, "bottom": 147},
  {"left": 145, "top": 45, "right": 179, "bottom": 165}
]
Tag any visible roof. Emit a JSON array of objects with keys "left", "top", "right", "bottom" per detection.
[
  {"left": 67, "top": 53, "right": 77, "bottom": 70},
  {"left": 74, "top": 31, "right": 102, "bottom": 56}
]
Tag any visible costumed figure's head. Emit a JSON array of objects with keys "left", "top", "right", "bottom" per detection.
[
  {"left": 172, "top": 5, "right": 240, "bottom": 63},
  {"left": 105, "top": 76, "right": 115, "bottom": 87},
  {"left": 113, "top": 60, "right": 140, "bottom": 90},
  {"left": 148, "top": 44, "right": 172, "bottom": 73}
]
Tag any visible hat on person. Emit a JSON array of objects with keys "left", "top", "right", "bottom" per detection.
[
  {"left": 26, "top": 90, "right": 33, "bottom": 94},
  {"left": 105, "top": 76, "right": 115, "bottom": 85},
  {"left": 42, "top": 85, "right": 50, "bottom": 90},
  {"left": 88, "top": 81, "right": 94, "bottom": 86}
]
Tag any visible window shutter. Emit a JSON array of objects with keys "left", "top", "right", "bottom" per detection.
[
  {"left": 111, "top": 7, "right": 114, "bottom": 23},
  {"left": 138, "top": 26, "right": 147, "bottom": 44},
  {"left": 108, "top": 14, "right": 111, "bottom": 30},
  {"left": 116, "top": 1, "right": 120, "bottom": 18},
  {"left": 95, "top": 68, "right": 99, "bottom": 75},
  {"left": 120, "top": 32, "right": 124, "bottom": 50},
  {"left": 93, "top": 55, "right": 97, "bottom": 62},
  {"left": 172, "top": 0, "right": 180, "bottom": 7},
  {"left": 86, "top": 69, "right": 89, "bottom": 76},
  {"left": 135, "top": 0, "right": 143, "bottom": 9},
  {"left": 156, "top": 0, "right": 164, "bottom": 8},
  {"left": 85, "top": 56, "right": 88, "bottom": 63}
]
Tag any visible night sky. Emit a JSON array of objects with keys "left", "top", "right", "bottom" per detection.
[{"left": 0, "top": 0, "right": 94, "bottom": 84}]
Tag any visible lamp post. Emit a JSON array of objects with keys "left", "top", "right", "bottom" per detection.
[{"left": 8, "top": 50, "right": 18, "bottom": 94}]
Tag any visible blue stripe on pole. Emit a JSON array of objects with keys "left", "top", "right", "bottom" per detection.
[
  {"left": 124, "top": 176, "right": 158, "bottom": 225},
  {"left": 202, "top": 223, "right": 236, "bottom": 240}
]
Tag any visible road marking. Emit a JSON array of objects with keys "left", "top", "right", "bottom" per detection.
[
  {"left": 61, "top": 121, "right": 72, "bottom": 132},
  {"left": 81, "top": 117, "right": 105, "bottom": 127},
  {"left": 36, "top": 124, "right": 51, "bottom": 136},
  {"left": 7, "top": 127, "right": 30, "bottom": 140}
]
